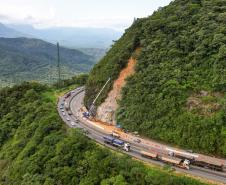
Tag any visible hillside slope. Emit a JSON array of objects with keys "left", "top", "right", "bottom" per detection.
[
  {"left": 85, "top": 0, "right": 226, "bottom": 156},
  {"left": 0, "top": 82, "right": 205, "bottom": 185},
  {"left": 0, "top": 23, "right": 28, "bottom": 38},
  {"left": 0, "top": 37, "right": 95, "bottom": 86}
]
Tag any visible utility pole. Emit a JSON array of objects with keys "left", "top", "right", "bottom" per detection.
[{"left": 57, "top": 42, "right": 61, "bottom": 88}]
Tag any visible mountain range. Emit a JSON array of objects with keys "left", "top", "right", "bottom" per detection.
[
  {"left": 1, "top": 23, "right": 122, "bottom": 49},
  {"left": 0, "top": 37, "right": 95, "bottom": 86},
  {"left": 0, "top": 23, "right": 28, "bottom": 38}
]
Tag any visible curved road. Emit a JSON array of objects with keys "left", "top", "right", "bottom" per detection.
[{"left": 58, "top": 87, "right": 226, "bottom": 184}]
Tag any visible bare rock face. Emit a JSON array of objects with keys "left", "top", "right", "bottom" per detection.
[
  {"left": 186, "top": 90, "right": 221, "bottom": 116},
  {"left": 96, "top": 54, "right": 137, "bottom": 125},
  {"left": 96, "top": 106, "right": 115, "bottom": 124}
]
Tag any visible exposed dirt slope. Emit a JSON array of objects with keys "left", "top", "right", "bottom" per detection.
[{"left": 96, "top": 50, "right": 139, "bottom": 124}]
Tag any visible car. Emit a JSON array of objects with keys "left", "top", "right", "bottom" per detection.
[
  {"left": 62, "top": 113, "right": 66, "bottom": 116},
  {"left": 60, "top": 106, "right": 63, "bottom": 109},
  {"left": 61, "top": 109, "right": 64, "bottom": 112},
  {"left": 66, "top": 117, "right": 70, "bottom": 121},
  {"left": 61, "top": 102, "right": 64, "bottom": 106},
  {"left": 75, "top": 120, "right": 79, "bottom": 123},
  {"left": 71, "top": 121, "right": 76, "bottom": 126},
  {"left": 71, "top": 90, "right": 75, "bottom": 93}
]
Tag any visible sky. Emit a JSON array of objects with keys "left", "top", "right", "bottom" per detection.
[{"left": 0, "top": 0, "right": 172, "bottom": 30}]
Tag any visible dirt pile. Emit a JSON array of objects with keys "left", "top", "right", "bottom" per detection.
[{"left": 96, "top": 49, "right": 139, "bottom": 124}]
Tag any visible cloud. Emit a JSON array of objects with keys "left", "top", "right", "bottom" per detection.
[
  {"left": 0, "top": 1, "right": 132, "bottom": 30},
  {"left": 0, "top": 12, "right": 131, "bottom": 31}
]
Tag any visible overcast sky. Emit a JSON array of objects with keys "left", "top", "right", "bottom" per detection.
[{"left": 0, "top": 0, "right": 172, "bottom": 30}]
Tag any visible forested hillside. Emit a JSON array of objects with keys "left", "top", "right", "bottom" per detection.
[
  {"left": 0, "top": 82, "right": 205, "bottom": 185},
  {"left": 85, "top": 0, "right": 226, "bottom": 156},
  {"left": 0, "top": 37, "right": 95, "bottom": 87}
]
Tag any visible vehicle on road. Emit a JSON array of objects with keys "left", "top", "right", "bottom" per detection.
[
  {"left": 166, "top": 148, "right": 225, "bottom": 171},
  {"left": 62, "top": 113, "right": 66, "bottom": 116},
  {"left": 103, "top": 136, "right": 130, "bottom": 152},
  {"left": 140, "top": 151, "right": 190, "bottom": 170},
  {"left": 193, "top": 159, "right": 225, "bottom": 171},
  {"left": 65, "top": 92, "right": 71, "bottom": 98},
  {"left": 71, "top": 121, "right": 76, "bottom": 126},
  {"left": 66, "top": 117, "right": 70, "bottom": 121},
  {"left": 111, "top": 131, "right": 120, "bottom": 138},
  {"left": 83, "top": 112, "right": 90, "bottom": 118}
]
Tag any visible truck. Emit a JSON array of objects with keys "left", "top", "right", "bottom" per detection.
[
  {"left": 111, "top": 131, "right": 120, "bottom": 138},
  {"left": 140, "top": 151, "right": 190, "bottom": 170},
  {"left": 103, "top": 136, "right": 130, "bottom": 152}
]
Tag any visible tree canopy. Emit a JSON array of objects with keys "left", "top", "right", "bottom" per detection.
[{"left": 85, "top": 0, "right": 226, "bottom": 156}]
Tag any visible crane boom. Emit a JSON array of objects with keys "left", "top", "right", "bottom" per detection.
[
  {"left": 89, "top": 77, "right": 111, "bottom": 116},
  {"left": 92, "top": 77, "right": 111, "bottom": 105}
]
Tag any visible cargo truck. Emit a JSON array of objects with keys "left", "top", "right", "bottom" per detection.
[
  {"left": 103, "top": 136, "right": 130, "bottom": 152},
  {"left": 140, "top": 151, "right": 190, "bottom": 170}
]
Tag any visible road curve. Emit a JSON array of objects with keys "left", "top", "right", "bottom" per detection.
[{"left": 57, "top": 87, "right": 226, "bottom": 184}]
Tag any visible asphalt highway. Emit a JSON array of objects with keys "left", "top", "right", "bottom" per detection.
[{"left": 57, "top": 87, "right": 226, "bottom": 184}]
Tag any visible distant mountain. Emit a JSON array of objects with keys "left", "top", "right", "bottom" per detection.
[
  {"left": 0, "top": 23, "right": 28, "bottom": 38},
  {"left": 0, "top": 37, "right": 95, "bottom": 86},
  {"left": 7, "top": 24, "right": 123, "bottom": 48},
  {"left": 78, "top": 48, "right": 107, "bottom": 61}
]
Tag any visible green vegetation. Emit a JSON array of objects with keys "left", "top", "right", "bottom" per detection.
[
  {"left": 78, "top": 48, "right": 107, "bottom": 62},
  {"left": 0, "top": 37, "right": 95, "bottom": 87},
  {"left": 84, "top": 19, "right": 141, "bottom": 107},
  {"left": 85, "top": 0, "right": 226, "bottom": 156},
  {"left": 0, "top": 82, "right": 207, "bottom": 184},
  {"left": 54, "top": 73, "right": 89, "bottom": 89}
]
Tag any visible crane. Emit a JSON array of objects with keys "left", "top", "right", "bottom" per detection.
[{"left": 88, "top": 77, "right": 111, "bottom": 117}]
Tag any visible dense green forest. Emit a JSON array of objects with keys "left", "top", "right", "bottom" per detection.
[
  {"left": 0, "top": 37, "right": 95, "bottom": 87},
  {"left": 85, "top": 0, "right": 226, "bottom": 156},
  {"left": 0, "top": 82, "right": 207, "bottom": 184}
]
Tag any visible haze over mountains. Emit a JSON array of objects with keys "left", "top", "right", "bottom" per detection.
[
  {"left": 1, "top": 23, "right": 123, "bottom": 49},
  {"left": 0, "top": 23, "right": 28, "bottom": 38}
]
